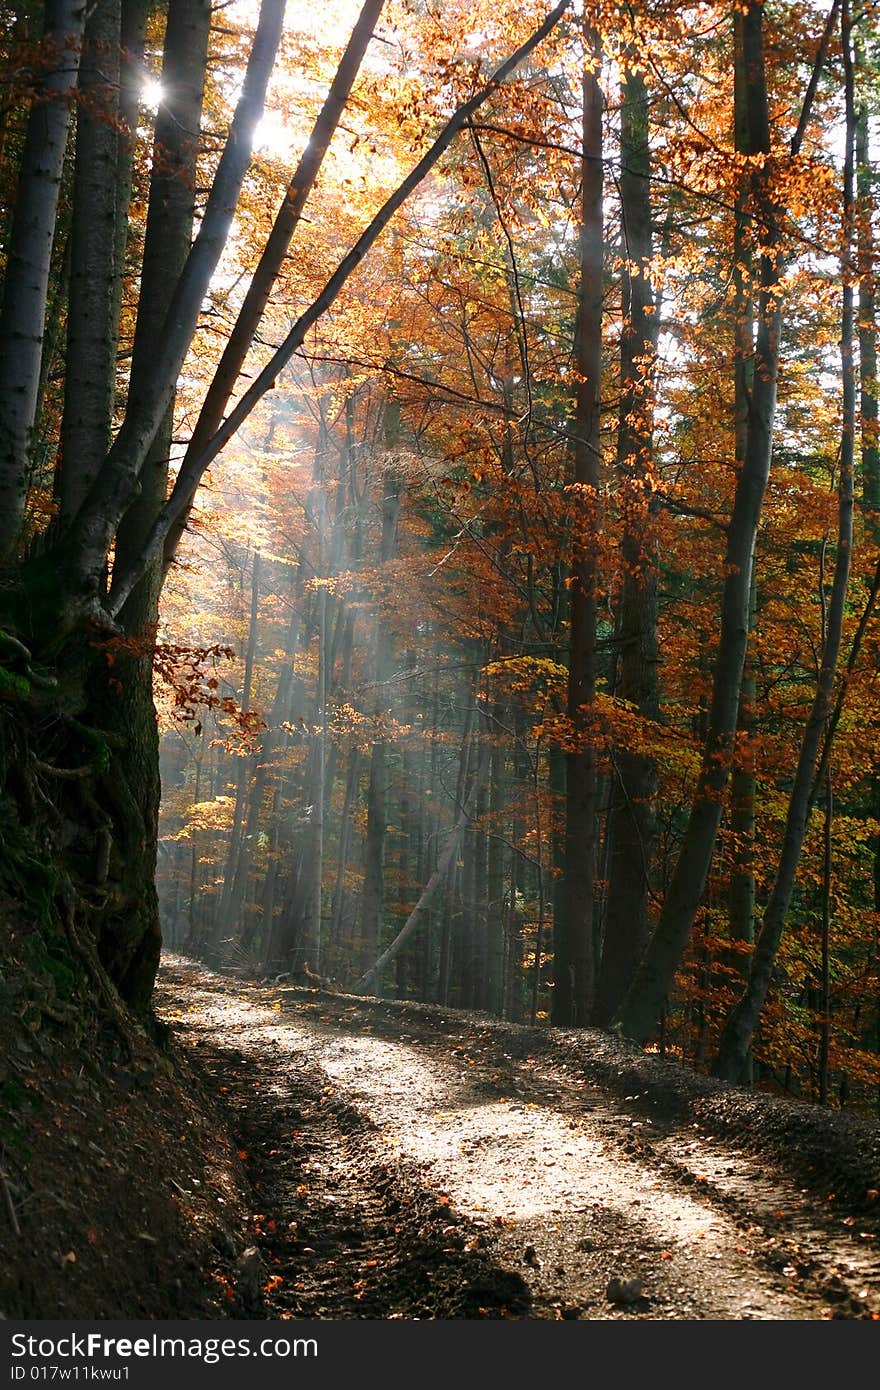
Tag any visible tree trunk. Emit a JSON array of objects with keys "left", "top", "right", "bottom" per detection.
[
  {"left": 157, "top": 0, "right": 387, "bottom": 577},
  {"left": 486, "top": 720, "right": 506, "bottom": 1014},
  {"left": 726, "top": 8, "right": 760, "bottom": 1076},
  {"left": 304, "top": 575, "right": 328, "bottom": 973},
  {"left": 61, "top": 0, "right": 286, "bottom": 605},
  {"left": 358, "top": 415, "right": 402, "bottom": 966},
  {"left": 59, "top": 0, "right": 123, "bottom": 523},
  {"left": 616, "top": 2, "right": 781, "bottom": 1044},
  {"left": 856, "top": 59, "right": 878, "bottom": 514},
  {"left": 0, "top": 0, "right": 86, "bottom": 557},
  {"left": 713, "top": 0, "right": 857, "bottom": 1081},
  {"left": 728, "top": 582, "right": 757, "bottom": 996},
  {"left": 85, "top": 0, "right": 211, "bottom": 1004},
  {"left": 216, "top": 548, "right": 261, "bottom": 942},
  {"left": 555, "top": 28, "right": 603, "bottom": 1027},
  {"left": 329, "top": 748, "right": 361, "bottom": 954},
  {"left": 113, "top": 0, "right": 211, "bottom": 618},
  {"left": 594, "top": 57, "right": 659, "bottom": 1026}
]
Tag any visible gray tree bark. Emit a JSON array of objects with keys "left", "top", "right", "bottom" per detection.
[
  {"left": 59, "top": 0, "right": 123, "bottom": 523},
  {"left": 60, "top": 0, "right": 286, "bottom": 602},
  {"left": 0, "top": 0, "right": 86, "bottom": 557}
]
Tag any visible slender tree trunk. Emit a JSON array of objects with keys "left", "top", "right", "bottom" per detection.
[
  {"left": 257, "top": 776, "right": 284, "bottom": 962},
  {"left": 59, "top": 0, "right": 123, "bottom": 523},
  {"left": 549, "top": 741, "right": 566, "bottom": 1018},
  {"left": 507, "top": 712, "right": 528, "bottom": 1021},
  {"left": 186, "top": 732, "right": 204, "bottom": 946},
  {"left": 728, "top": 578, "right": 757, "bottom": 1037},
  {"left": 530, "top": 739, "right": 547, "bottom": 1023},
  {"left": 330, "top": 749, "right": 361, "bottom": 950},
  {"left": 306, "top": 583, "right": 328, "bottom": 973},
  {"left": 359, "top": 412, "right": 402, "bottom": 965},
  {"left": 486, "top": 720, "right": 506, "bottom": 1014},
  {"left": 394, "top": 738, "right": 415, "bottom": 997},
  {"left": 856, "top": 61, "right": 878, "bottom": 514},
  {"left": 555, "top": 29, "right": 603, "bottom": 1026},
  {"left": 460, "top": 801, "right": 479, "bottom": 1008},
  {"left": 113, "top": 0, "right": 211, "bottom": 618},
  {"left": 361, "top": 739, "right": 388, "bottom": 963},
  {"left": 157, "top": 0, "right": 387, "bottom": 575},
  {"left": 617, "top": 2, "right": 781, "bottom": 1044},
  {"left": 0, "top": 0, "right": 86, "bottom": 557},
  {"left": 856, "top": 40, "right": 880, "bottom": 1010},
  {"left": 726, "top": 10, "right": 759, "bottom": 1077},
  {"left": 594, "top": 57, "right": 659, "bottom": 1025},
  {"left": 818, "top": 765, "right": 833, "bottom": 1105},
  {"left": 60, "top": 0, "right": 286, "bottom": 603},
  {"left": 713, "top": 0, "right": 857, "bottom": 1081},
  {"left": 86, "top": 0, "right": 211, "bottom": 1001},
  {"left": 112, "top": 0, "right": 148, "bottom": 334},
  {"left": 216, "top": 548, "right": 261, "bottom": 939},
  {"left": 33, "top": 226, "right": 71, "bottom": 459},
  {"left": 440, "top": 704, "right": 474, "bottom": 1004}
]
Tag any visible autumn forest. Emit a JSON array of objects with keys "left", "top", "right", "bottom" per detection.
[
  {"left": 3, "top": 0, "right": 880, "bottom": 1324},
  {"left": 141, "top": 0, "right": 880, "bottom": 1105}
]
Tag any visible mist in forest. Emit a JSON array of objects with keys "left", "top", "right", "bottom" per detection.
[{"left": 156, "top": 370, "right": 539, "bottom": 1015}]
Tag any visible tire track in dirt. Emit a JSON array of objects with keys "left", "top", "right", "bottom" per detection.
[{"left": 160, "top": 973, "right": 530, "bottom": 1318}]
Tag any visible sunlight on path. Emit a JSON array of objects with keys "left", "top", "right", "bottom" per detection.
[
  {"left": 318, "top": 1032, "right": 711, "bottom": 1234},
  {"left": 166, "top": 975, "right": 841, "bottom": 1318}
]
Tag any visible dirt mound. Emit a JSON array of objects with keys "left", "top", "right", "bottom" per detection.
[{"left": 0, "top": 909, "right": 253, "bottom": 1318}]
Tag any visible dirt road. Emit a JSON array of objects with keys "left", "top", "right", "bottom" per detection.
[{"left": 157, "top": 957, "right": 880, "bottom": 1320}]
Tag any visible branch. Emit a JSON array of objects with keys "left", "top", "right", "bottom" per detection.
[
  {"left": 143, "top": 0, "right": 388, "bottom": 585},
  {"left": 791, "top": 0, "right": 841, "bottom": 157},
  {"left": 62, "top": 0, "right": 287, "bottom": 601},
  {"left": 106, "top": 0, "right": 574, "bottom": 619},
  {"left": 356, "top": 742, "right": 488, "bottom": 993}
]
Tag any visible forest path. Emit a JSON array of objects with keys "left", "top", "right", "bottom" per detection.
[{"left": 157, "top": 957, "right": 880, "bottom": 1321}]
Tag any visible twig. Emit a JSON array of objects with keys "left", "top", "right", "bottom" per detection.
[{"left": 0, "top": 1168, "right": 21, "bottom": 1237}]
